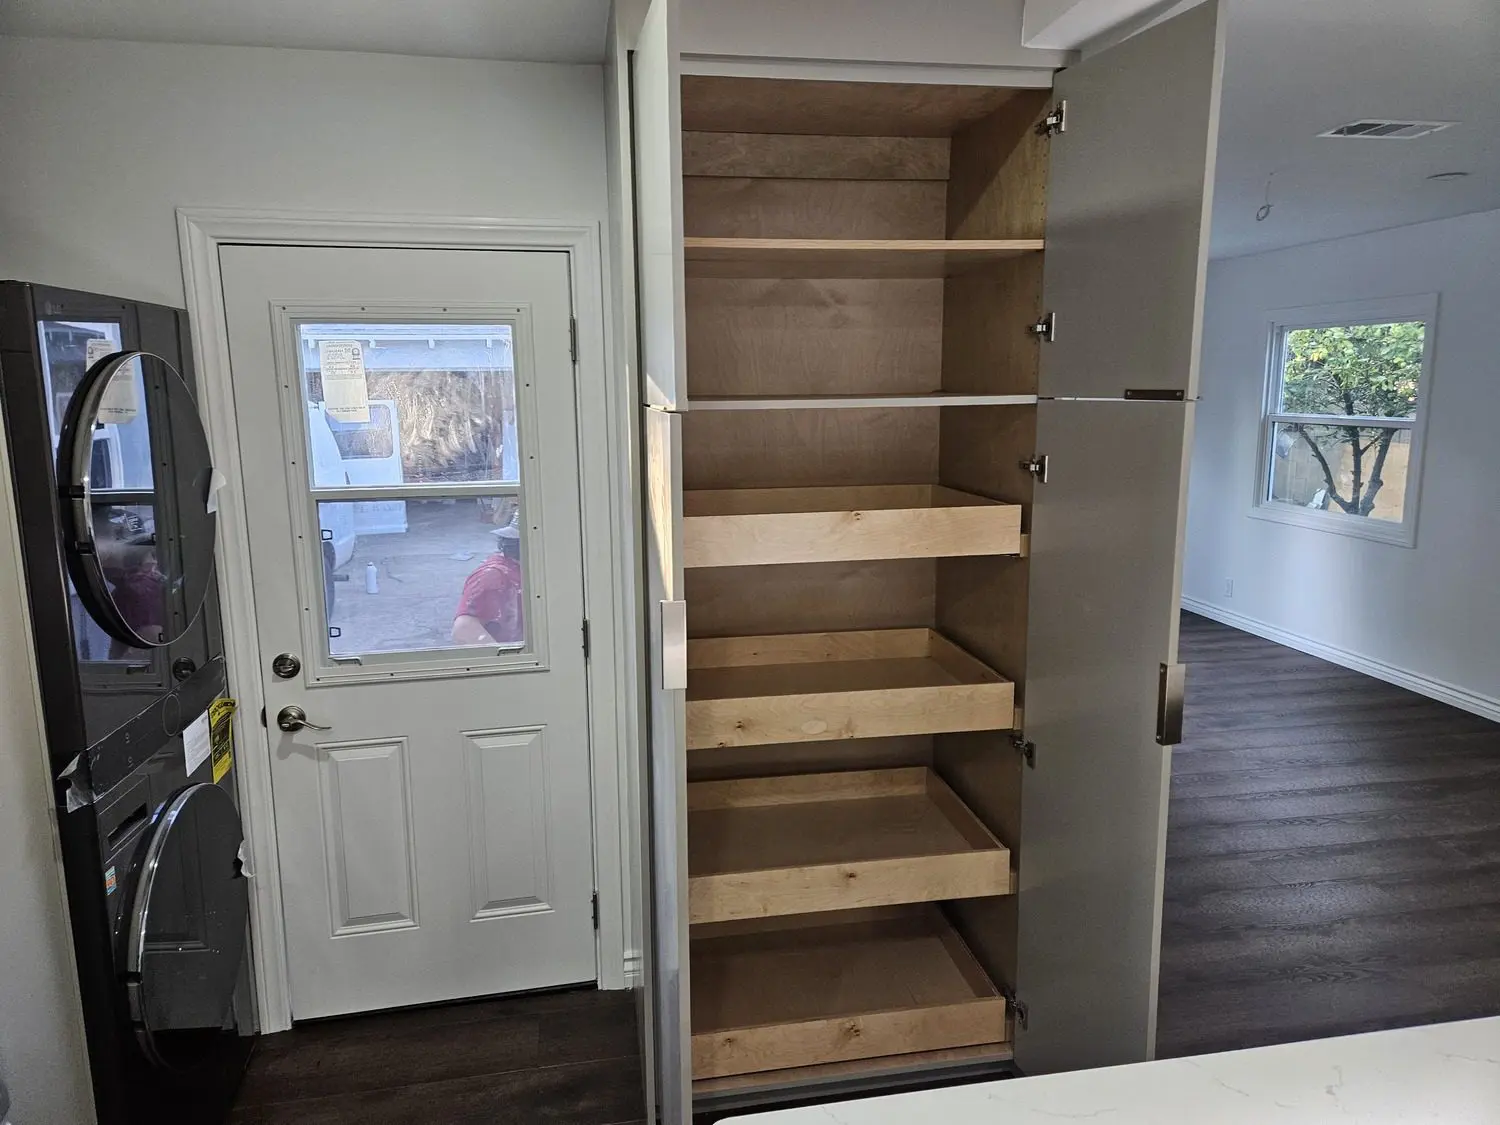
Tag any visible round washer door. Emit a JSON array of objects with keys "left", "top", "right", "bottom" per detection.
[
  {"left": 56, "top": 349, "right": 218, "bottom": 650},
  {"left": 121, "top": 783, "right": 250, "bottom": 1071}
]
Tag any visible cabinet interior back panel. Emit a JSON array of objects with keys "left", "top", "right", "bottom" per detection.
[
  {"left": 683, "top": 178, "right": 948, "bottom": 240},
  {"left": 685, "top": 278, "right": 944, "bottom": 398},
  {"left": 678, "top": 72, "right": 1047, "bottom": 1088}
]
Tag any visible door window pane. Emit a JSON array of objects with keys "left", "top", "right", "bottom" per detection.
[
  {"left": 1268, "top": 422, "right": 1411, "bottom": 524},
  {"left": 320, "top": 496, "right": 529, "bottom": 657},
  {"left": 298, "top": 324, "right": 519, "bottom": 488}
]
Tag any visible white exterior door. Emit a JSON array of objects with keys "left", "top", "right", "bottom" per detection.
[{"left": 220, "top": 244, "right": 597, "bottom": 1020}]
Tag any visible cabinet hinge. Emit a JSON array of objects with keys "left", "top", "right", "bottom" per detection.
[
  {"left": 582, "top": 618, "right": 591, "bottom": 660},
  {"left": 569, "top": 317, "right": 579, "bottom": 364},
  {"left": 592, "top": 891, "right": 600, "bottom": 930},
  {"left": 1029, "top": 310, "right": 1057, "bottom": 342},
  {"left": 1011, "top": 732, "right": 1036, "bottom": 768},
  {"left": 1019, "top": 454, "right": 1049, "bottom": 484},
  {"left": 259, "top": 707, "right": 267, "bottom": 728},
  {"left": 1003, "top": 986, "right": 1030, "bottom": 1030},
  {"left": 1037, "top": 100, "right": 1068, "bottom": 137}
]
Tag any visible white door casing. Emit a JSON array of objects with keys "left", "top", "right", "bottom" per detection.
[{"left": 220, "top": 244, "right": 596, "bottom": 1019}]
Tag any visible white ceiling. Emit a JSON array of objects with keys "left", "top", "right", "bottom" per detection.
[
  {"left": 1212, "top": 0, "right": 1500, "bottom": 257},
  {"left": 0, "top": 0, "right": 611, "bottom": 63}
]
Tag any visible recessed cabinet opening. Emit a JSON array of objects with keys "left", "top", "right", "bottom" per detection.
[{"left": 678, "top": 73, "right": 1051, "bottom": 1090}]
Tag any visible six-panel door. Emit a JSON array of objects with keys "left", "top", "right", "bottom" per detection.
[{"left": 220, "top": 244, "right": 599, "bottom": 1019}]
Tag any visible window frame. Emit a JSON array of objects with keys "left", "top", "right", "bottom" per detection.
[
  {"left": 270, "top": 303, "right": 551, "bottom": 684},
  {"left": 1250, "top": 294, "right": 1439, "bottom": 548}
]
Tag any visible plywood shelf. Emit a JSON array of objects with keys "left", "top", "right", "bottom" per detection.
[
  {"left": 690, "top": 906, "right": 1009, "bottom": 1080},
  {"left": 688, "top": 393, "right": 1040, "bottom": 411},
  {"left": 686, "top": 629, "right": 1015, "bottom": 751},
  {"left": 688, "top": 768, "right": 1012, "bottom": 925},
  {"left": 683, "top": 237, "right": 1045, "bottom": 279},
  {"left": 683, "top": 485, "right": 1022, "bottom": 569}
]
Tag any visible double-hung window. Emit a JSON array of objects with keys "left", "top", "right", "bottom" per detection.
[{"left": 1254, "top": 295, "right": 1437, "bottom": 547}]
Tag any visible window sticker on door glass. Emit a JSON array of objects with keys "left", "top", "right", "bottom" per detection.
[
  {"left": 37, "top": 320, "right": 124, "bottom": 450},
  {"left": 318, "top": 496, "right": 529, "bottom": 658},
  {"left": 299, "top": 324, "right": 519, "bottom": 488},
  {"left": 84, "top": 335, "right": 116, "bottom": 370},
  {"left": 317, "top": 340, "right": 372, "bottom": 424},
  {"left": 95, "top": 353, "right": 142, "bottom": 424}
]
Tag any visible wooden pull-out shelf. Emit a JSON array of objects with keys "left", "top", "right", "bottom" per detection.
[
  {"left": 691, "top": 906, "right": 1008, "bottom": 1080},
  {"left": 686, "top": 629, "right": 1014, "bottom": 750},
  {"left": 683, "top": 485, "right": 1022, "bottom": 569},
  {"left": 688, "top": 768, "right": 1012, "bottom": 925},
  {"left": 683, "top": 237, "right": 1044, "bottom": 278}
]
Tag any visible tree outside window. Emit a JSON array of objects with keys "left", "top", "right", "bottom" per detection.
[{"left": 1256, "top": 297, "right": 1436, "bottom": 547}]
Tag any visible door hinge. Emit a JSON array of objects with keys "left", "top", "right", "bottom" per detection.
[
  {"left": 1029, "top": 311, "right": 1057, "bottom": 342},
  {"left": 592, "top": 891, "right": 600, "bottom": 930},
  {"left": 1002, "top": 986, "right": 1030, "bottom": 1030},
  {"left": 1038, "top": 100, "right": 1068, "bottom": 137},
  {"left": 1019, "top": 454, "right": 1049, "bottom": 483},
  {"left": 582, "top": 618, "right": 591, "bottom": 660},
  {"left": 1157, "top": 662, "right": 1187, "bottom": 746},
  {"left": 569, "top": 317, "right": 579, "bottom": 364},
  {"left": 259, "top": 707, "right": 267, "bottom": 728},
  {"left": 1011, "top": 732, "right": 1036, "bottom": 768}
]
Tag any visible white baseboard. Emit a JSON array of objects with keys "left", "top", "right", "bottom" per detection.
[
  {"left": 623, "top": 949, "right": 643, "bottom": 989},
  {"left": 1181, "top": 597, "right": 1500, "bottom": 724}
]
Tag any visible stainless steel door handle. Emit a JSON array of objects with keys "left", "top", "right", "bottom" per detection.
[{"left": 276, "top": 705, "right": 330, "bottom": 733}]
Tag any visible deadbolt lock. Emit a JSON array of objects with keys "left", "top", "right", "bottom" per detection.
[{"left": 271, "top": 652, "right": 301, "bottom": 679}]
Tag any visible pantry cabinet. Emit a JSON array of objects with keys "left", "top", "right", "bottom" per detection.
[{"left": 626, "top": 2, "right": 1225, "bottom": 1119}]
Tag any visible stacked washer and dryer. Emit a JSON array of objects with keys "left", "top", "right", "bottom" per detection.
[{"left": 0, "top": 282, "right": 253, "bottom": 1123}]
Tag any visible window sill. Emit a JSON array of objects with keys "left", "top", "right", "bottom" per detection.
[{"left": 1247, "top": 501, "right": 1416, "bottom": 548}]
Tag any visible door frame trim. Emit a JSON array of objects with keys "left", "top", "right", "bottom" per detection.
[{"left": 178, "top": 207, "right": 636, "bottom": 1031}]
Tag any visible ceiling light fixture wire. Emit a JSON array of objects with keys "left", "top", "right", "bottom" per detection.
[{"left": 1256, "top": 170, "right": 1276, "bottom": 222}]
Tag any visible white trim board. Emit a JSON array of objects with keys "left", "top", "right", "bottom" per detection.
[
  {"left": 1182, "top": 597, "right": 1500, "bottom": 724},
  {"left": 178, "top": 207, "right": 640, "bottom": 1032}
]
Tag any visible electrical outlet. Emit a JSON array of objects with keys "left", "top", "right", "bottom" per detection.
[{"left": 1223, "top": 577, "right": 1234, "bottom": 598}]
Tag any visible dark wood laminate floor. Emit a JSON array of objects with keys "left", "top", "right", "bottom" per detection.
[
  {"left": 229, "top": 986, "right": 644, "bottom": 1124},
  {"left": 1157, "top": 613, "right": 1500, "bottom": 1058}
]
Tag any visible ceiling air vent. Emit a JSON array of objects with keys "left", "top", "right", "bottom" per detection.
[{"left": 1319, "top": 119, "right": 1456, "bottom": 139}]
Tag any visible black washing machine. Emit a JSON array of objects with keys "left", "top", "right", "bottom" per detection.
[{"left": 0, "top": 282, "right": 253, "bottom": 1124}]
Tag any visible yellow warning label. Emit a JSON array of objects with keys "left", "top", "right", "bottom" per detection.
[{"left": 210, "top": 697, "right": 237, "bottom": 784}]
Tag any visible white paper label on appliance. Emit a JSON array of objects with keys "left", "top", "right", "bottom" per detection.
[{"left": 183, "top": 710, "right": 212, "bottom": 777}]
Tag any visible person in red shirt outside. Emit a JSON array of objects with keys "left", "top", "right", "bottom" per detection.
[{"left": 451, "top": 514, "right": 526, "bottom": 647}]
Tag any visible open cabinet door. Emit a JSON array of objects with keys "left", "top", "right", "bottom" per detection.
[
  {"left": 632, "top": 0, "right": 688, "bottom": 410},
  {"left": 1015, "top": 0, "right": 1223, "bottom": 1074},
  {"left": 1039, "top": 0, "right": 1225, "bottom": 400}
]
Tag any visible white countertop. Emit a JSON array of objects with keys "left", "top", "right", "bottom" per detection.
[{"left": 722, "top": 1018, "right": 1500, "bottom": 1123}]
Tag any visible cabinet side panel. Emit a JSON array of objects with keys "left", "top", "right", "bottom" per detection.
[
  {"left": 633, "top": 0, "right": 688, "bottom": 409},
  {"left": 643, "top": 406, "right": 691, "bottom": 1121}
]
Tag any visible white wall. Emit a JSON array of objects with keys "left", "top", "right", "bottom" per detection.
[
  {"left": 0, "top": 34, "right": 614, "bottom": 1120},
  {"left": 0, "top": 36, "right": 609, "bottom": 307},
  {"left": 1184, "top": 208, "right": 1500, "bottom": 719}
]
